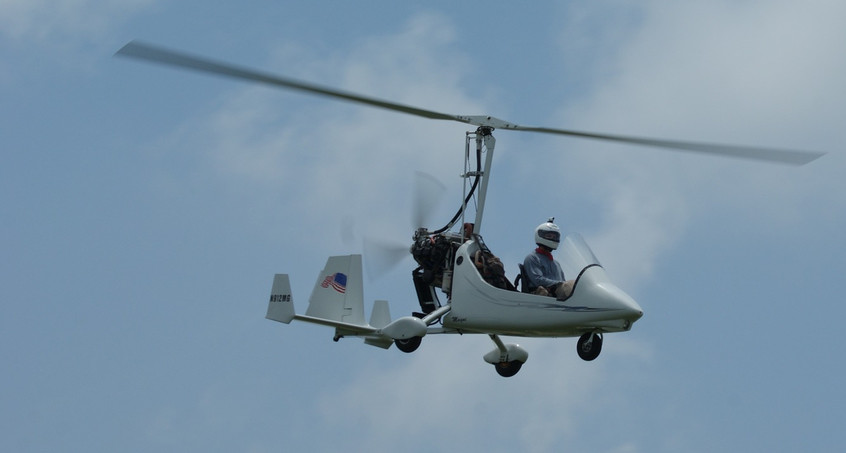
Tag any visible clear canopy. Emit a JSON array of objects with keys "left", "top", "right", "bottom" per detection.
[{"left": 557, "top": 233, "right": 601, "bottom": 280}]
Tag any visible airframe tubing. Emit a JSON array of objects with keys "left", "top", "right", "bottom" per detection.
[{"left": 422, "top": 304, "right": 451, "bottom": 326}]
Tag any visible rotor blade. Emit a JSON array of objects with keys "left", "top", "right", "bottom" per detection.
[
  {"left": 504, "top": 125, "right": 824, "bottom": 166},
  {"left": 116, "top": 41, "right": 825, "bottom": 166},
  {"left": 115, "top": 40, "right": 467, "bottom": 123},
  {"left": 413, "top": 171, "right": 447, "bottom": 228}
]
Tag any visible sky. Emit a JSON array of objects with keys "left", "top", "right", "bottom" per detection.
[{"left": 2, "top": 0, "right": 846, "bottom": 451}]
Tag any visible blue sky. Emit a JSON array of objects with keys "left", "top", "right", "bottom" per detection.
[{"left": 3, "top": 1, "right": 845, "bottom": 451}]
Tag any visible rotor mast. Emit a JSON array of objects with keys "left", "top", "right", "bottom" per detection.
[{"left": 472, "top": 127, "right": 495, "bottom": 235}]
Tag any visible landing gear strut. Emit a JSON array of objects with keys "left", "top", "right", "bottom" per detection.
[{"left": 577, "top": 332, "right": 603, "bottom": 361}]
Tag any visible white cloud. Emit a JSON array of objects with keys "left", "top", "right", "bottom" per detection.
[
  {"left": 0, "top": 0, "right": 154, "bottom": 42},
  {"left": 140, "top": 4, "right": 846, "bottom": 451},
  {"left": 551, "top": 0, "right": 846, "bottom": 288},
  {"left": 164, "top": 12, "right": 484, "bottom": 263},
  {"left": 314, "top": 336, "right": 618, "bottom": 452},
  {"left": 150, "top": 12, "right": 658, "bottom": 451}
]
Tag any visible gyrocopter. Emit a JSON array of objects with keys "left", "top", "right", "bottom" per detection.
[{"left": 116, "top": 41, "right": 824, "bottom": 377}]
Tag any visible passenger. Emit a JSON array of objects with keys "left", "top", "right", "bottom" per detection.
[
  {"left": 474, "top": 249, "right": 511, "bottom": 290},
  {"left": 523, "top": 218, "right": 574, "bottom": 300},
  {"left": 463, "top": 222, "right": 475, "bottom": 240}
]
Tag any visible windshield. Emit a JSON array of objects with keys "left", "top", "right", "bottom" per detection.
[{"left": 557, "top": 233, "right": 601, "bottom": 280}]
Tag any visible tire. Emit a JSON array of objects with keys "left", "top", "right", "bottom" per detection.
[
  {"left": 576, "top": 332, "right": 603, "bottom": 361},
  {"left": 394, "top": 336, "right": 422, "bottom": 353},
  {"left": 495, "top": 360, "right": 523, "bottom": 377}
]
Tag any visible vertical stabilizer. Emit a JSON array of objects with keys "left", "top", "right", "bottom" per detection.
[
  {"left": 369, "top": 300, "right": 391, "bottom": 328},
  {"left": 266, "top": 274, "right": 295, "bottom": 324},
  {"left": 306, "top": 255, "right": 366, "bottom": 326}
]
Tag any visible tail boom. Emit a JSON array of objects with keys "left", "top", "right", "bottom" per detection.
[{"left": 266, "top": 255, "right": 451, "bottom": 349}]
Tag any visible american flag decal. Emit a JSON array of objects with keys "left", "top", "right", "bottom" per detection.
[{"left": 321, "top": 273, "right": 347, "bottom": 294}]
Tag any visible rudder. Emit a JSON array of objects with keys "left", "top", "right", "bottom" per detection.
[
  {"left": 306, "top": 255, "right": 366, "bottom": 326},
  {"left": 266, "top": 274, "right": 295, "bottom": 324}
]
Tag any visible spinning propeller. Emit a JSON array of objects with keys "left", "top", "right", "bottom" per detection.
[
  {"left": 412, "top": 171, "right": 448, "bottom": 232},
  {"left": 363, "top": 171, "right": 447, "bottom": 279},
  {"left": 116, "top": 40, "right": 824, "bottom": 165}
]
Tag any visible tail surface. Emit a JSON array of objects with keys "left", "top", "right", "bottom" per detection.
[
  {"left": 266, "top": 274, "right": 295, "bottom": 323},
  {"left": 268, "top": 255, "right": 420, "bottom": 349},
  {"left": 306, "top": 255, "right": 366, "bottom": 326}
]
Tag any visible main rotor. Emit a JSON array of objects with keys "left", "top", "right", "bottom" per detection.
[{"left": 115, "top": 40, "right": 824, "bottom": 166}]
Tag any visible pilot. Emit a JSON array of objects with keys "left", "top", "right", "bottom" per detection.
[{"left": 523, "top": 218, "right": 574, "bottom": 300}]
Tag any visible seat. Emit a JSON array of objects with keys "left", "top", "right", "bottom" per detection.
[
  {"left": 514, "top": 263, "right": 531, "bottom": 293},
  {"left": 471, "top": 234, "right": 516, "bottom": 291}
]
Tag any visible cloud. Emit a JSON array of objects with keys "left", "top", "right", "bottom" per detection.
[
  {"left": 151, "top": 12, "right": 654, "bottom": 451},
  {"left": 308, "top": 3, "right": 846, "bottom": 450},
  {"left": 0, "top": 0, "right": 154, "bottom": 42},
  {"left": 314, "top": 336, "right": 614, "bottom": 452},
  {"left": 139, "top": 4, "right": 846, "bottom": 452},
  {"left": 550, "top": 0, "right": 846, "bottom": 287},
  {"left": 158, "top": 12, "right": 485, "bottom": 266}
]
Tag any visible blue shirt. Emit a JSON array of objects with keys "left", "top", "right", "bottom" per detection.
[{"left": 523, "top": 248, "right": 565, "bottom": 292}]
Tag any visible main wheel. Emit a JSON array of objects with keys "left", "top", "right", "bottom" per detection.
[
  {"left": 576, "top": 332, "right": 603, "bottom": 361},
  {"left": 494, "top": 360, "right": 523, "bottom": 377},
  {"left": 394, "top": 336, "right": 422, "bottom": 353}
]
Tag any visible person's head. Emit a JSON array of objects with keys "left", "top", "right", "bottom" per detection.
[{"left": 534, "top": 218, "right": 561, "bottom": 250}]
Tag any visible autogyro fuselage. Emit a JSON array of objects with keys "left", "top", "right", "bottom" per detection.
[{"left": 396, "top": 127, "right": 642, "bottom": 375}]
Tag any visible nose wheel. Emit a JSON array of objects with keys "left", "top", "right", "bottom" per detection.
[{"left": 577, "top": 332, "right": 603, "bottom": 361}]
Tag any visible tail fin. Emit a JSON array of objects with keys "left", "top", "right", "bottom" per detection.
[
  {"left": 306, "top": 255, "right": 366, "bottom": 326},
  {"left": 364, "top": 299, "right": 393, "bottom": 349},
  {"left": 266, "top": 274, "right": 295, "bottom": 323},
  {"left": 369, "top": 300, "right": 391, "bottom": 328}
]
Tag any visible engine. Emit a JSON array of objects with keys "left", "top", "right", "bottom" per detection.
[{"left": 410, "top": 233, "right": 452, "bottom": 286}]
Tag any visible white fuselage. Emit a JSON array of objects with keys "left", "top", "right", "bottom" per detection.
[{"left": 443, "top": 235, "right": 643, "bottom": 337}]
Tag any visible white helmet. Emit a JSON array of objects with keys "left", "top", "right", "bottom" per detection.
[{"left": 534, "top": 218, "right": 561, "bottom": 250}]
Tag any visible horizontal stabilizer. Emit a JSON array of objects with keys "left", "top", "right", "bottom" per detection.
[{"left": 364, "top": 336, "right": 394, "bottom": 349}]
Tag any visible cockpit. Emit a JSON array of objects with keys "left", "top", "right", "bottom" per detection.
[
  {"left": 469, "top": 232, "right": 602, "bottom": 293},
  {"left": 555, "top": 233, "right": 602, "bottom": 282}
]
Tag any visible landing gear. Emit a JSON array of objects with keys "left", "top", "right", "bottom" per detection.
[
  {"left": 577, "top": 332, "right": 603, "bottom": 361},
  {"left": 494, "top": 360, "right": 523, "bottom": 378},
  {"left": 483, "top": 334, "right": 529, "bottom": 377},
  {"left": 394, "top": 336, "right": 422, "bottom": 353}
]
